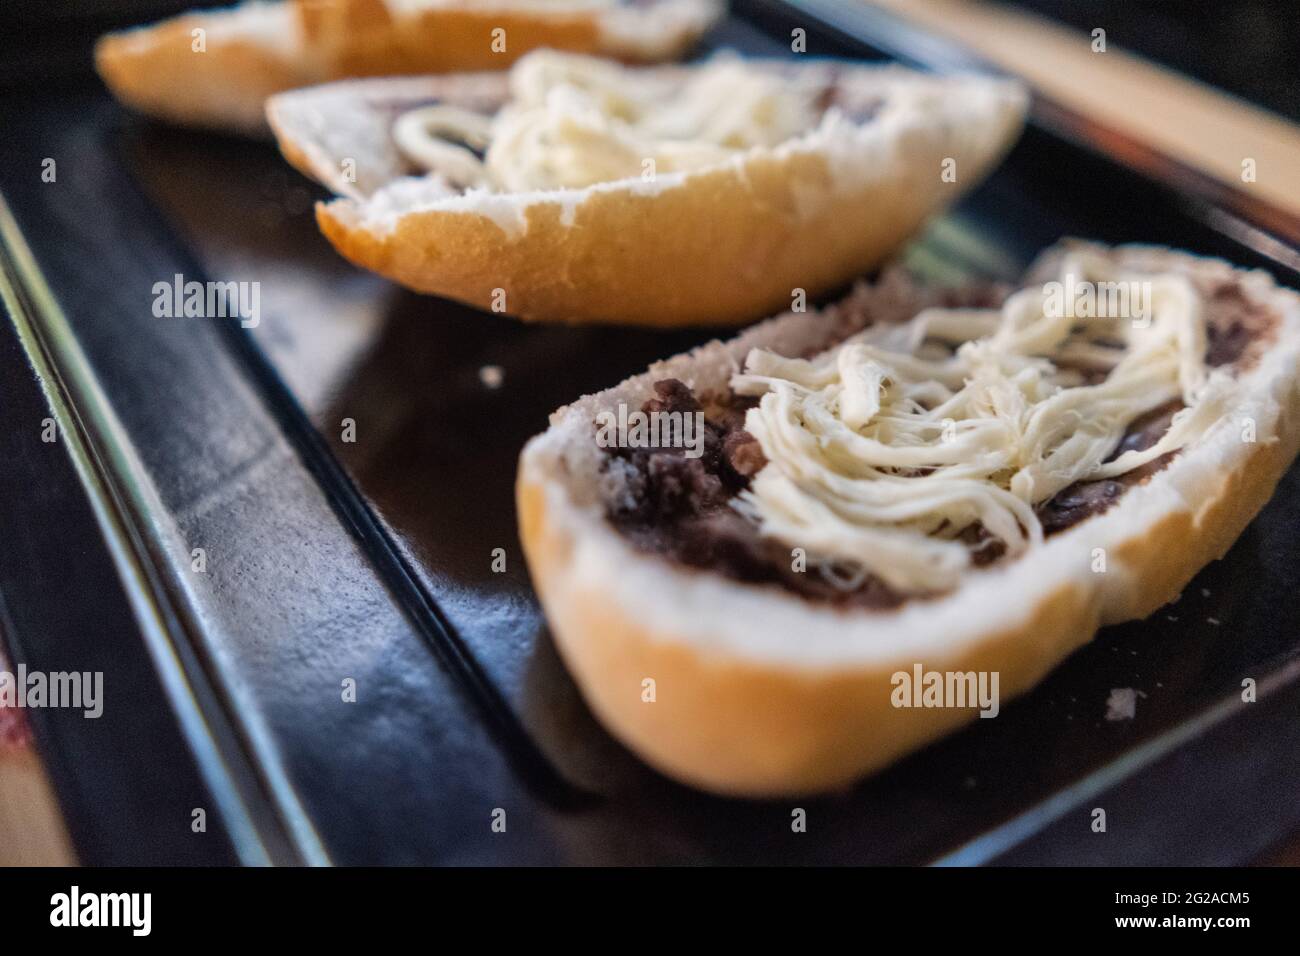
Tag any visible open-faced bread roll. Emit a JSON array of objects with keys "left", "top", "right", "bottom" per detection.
[
  {"left": 95, "top": 0, "right": 723, "bottom": 133},
  {"left": 267, "top": 52, "right": 1028, "bottom": 325},
  {"left": 516, "top": 240, "right": 1300, "bottom": 795}
]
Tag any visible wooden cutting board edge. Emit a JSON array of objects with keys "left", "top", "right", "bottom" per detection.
[{"left": 863, "top": 0, "right": 1300, "bottom": 222}]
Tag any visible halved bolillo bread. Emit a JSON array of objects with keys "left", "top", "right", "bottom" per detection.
[
  {"left": 95, "top": 0, "right": 723, "bottom": 134},
  {"left": 266, "top": 53, "right": 1027, "bottom": 325},
  {"left": 516, "top": 241, "right": 1300, "bottom": 796}
]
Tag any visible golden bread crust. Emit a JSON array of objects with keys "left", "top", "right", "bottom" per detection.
[{"left": 95, "top": 0, "right": 719, "bottom": 133}]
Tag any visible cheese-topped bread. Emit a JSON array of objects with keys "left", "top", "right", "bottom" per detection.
[
  {"left": 516, "top": 240, "right": 1300, "bottom": 795},
  {"left": 267, "top": 52, "right": 1027, "bottom": 325}
]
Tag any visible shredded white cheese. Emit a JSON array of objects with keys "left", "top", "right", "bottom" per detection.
[
  {"left": 730, "top": 252, "right": 1236, "bottom": 593},
  {"left": 392, "top": 50, "right": 829, "bottom": 191}
]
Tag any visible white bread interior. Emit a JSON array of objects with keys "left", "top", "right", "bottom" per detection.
[
  {"left": 95, "top": 0, "right": 723, "bottom": 134},
  {"left": 516, "top": 241, "right": 1300, "bottom": 796},
  {"left": 267, "top": 61, "right": 1028, "bottom": 325}
]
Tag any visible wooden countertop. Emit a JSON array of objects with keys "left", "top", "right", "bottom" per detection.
[
  {"left": 0, "top": 749, "right": 76, "bottom": 865},
  {"left": 863, "top": 0, "right": 1300, "bottom": 222},
  {"left": 0, "top": 697, "right": 75, "bottom": 865}
]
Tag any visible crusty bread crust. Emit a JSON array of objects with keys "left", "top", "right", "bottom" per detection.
[
  {"left": 95, "top": 3, "right": 308, "bottom": 134},
  {"left": 95, "top": 0, "right": 722, "bottom": 134},
  {"left": 515, "top": 242, "right": 1300, "bottom": 796},
  {"left": 268, "top": 63, "right": 1027, "bottom": 325}
]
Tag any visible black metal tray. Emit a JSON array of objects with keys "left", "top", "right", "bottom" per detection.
[{"left": 2, "top": 0, "right": 1299, "bottom": 865}]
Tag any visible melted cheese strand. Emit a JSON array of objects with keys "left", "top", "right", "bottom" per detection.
[
  {"left": 731, "top": 253, "right": 1233, "bottom": 593},
  {"left": 393, "top": 51, "right": 828, "bottom": 191},
  {"left": 392, "top": 105, "right": 493, "bottom": 188}
]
